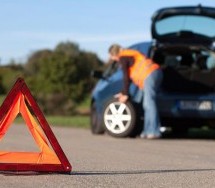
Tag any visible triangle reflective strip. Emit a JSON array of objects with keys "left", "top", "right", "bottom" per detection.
[{"left": 0, "top": 78, "right": 71, "bottom": 173}]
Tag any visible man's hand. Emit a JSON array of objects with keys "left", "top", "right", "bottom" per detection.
[{"left": 114, "top": 93, "right": 128, "bottom": 103}]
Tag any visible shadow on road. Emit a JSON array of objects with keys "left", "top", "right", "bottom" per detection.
[
  {"left": 162, "top": 128, "right": 215, "bottom": 140},
  {"left": 71, "top": 168, "right": 215, "bottom": 176},
  {"left": 1, "top": 168, "right": 215, "bottom": 176}
]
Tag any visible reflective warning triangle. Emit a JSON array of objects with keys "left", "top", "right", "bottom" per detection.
[{"left": 0, "top": 78, "right": 71, "bottom": 173}]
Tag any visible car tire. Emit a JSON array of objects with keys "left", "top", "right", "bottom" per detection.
[
  {"left": 102, "top": 97, "right": 137, "bottom": 137},
  {"left": 90, "top": 102, "right": 105, "bottom": 134}
]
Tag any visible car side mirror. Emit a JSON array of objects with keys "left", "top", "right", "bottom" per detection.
[{"left": 91, "top": 70, "right": 104, "bottom": 79}]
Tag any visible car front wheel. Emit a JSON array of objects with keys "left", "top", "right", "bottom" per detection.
[
  {"left": 90, "top": 102, "right": 105, "bottom": 134},
  {"left": 102, "top": 98, "right": 137, "bottom": 137}
]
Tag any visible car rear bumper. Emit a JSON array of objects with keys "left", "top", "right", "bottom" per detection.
[{"left": 158, "top": 93, "right": 215, "bottom": 119}]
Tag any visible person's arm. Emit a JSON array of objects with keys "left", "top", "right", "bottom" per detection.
[
  {"left": 114, "top": 56, "right": 133, "bottom": 103},
  {"left": 120, "top": 57, "right": 132, "bottom": 95}
]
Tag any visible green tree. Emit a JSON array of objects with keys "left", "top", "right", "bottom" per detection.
[
  {"left": 0, "top": 63, "right": 24, "bottom": 94},
  {"left": 24, "top": 41, "right": 104, "bottom": 115}
]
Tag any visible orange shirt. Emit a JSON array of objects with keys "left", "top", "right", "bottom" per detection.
[{"left": 119, "top": 49, "right": 160, "bottom": 92}]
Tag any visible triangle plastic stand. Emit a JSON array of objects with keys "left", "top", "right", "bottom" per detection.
[{"left": 0, "top": 78, "right": 72, "bottom": 173}]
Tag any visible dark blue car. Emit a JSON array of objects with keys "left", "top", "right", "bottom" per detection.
[{"left": 90, "top": 5, "right": 215, "bottom": 137}]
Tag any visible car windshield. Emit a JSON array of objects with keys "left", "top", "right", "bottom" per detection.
[
  {"left": 103, "top": 61, "right": 120, "bottom": 78},
  {"left": 155, "top": 15, "right": 215, "bottom": 38}
]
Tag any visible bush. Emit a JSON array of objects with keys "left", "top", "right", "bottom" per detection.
[
  {"left": 0, "top": 41, "right": 104, "bottom": 115},
  {"left": 23, "top": 41, "right": 104, "bottom": 115}
]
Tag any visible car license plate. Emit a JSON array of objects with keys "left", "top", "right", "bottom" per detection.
[{"left": 179, "top": 100, "right": 213, "bottom": 111}]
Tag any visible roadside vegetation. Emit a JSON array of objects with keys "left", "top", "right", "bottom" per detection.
[
  {"left": 0, "top": 41, "right": 104, "bottom": 127},
  {"left": 15, "top": 115, "right": 90, "bottom": 129},
  {"left": 0, "top": 93, "right": 91, "bottom": 128}
]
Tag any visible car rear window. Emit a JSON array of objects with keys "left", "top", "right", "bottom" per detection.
[{"left": 155, "top": 15, "right": 215, "bottom": 38}]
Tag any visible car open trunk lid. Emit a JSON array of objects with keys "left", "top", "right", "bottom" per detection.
[{"left": 151, "top": 5, "right": 215, "bottom": 46}]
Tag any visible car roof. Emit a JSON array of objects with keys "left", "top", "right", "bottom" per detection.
[{"left": 128, "top": 42, "right": 152, "bottom": 57}]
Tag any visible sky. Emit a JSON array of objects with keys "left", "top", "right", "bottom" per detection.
[{"left": 0, "top": 0, "right": 214, "bottom": 64}]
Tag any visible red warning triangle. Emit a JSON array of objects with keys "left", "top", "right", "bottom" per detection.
[{"left": 0, "top": 78, "right": 72, "bottom": 173}]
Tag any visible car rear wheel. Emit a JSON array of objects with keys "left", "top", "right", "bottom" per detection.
[{"left": 102, "top": 98, "right": 137, "bottom": 137}]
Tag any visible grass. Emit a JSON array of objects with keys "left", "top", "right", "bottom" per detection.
[
  {"left": 0, "top": 94, "right": 91, "bottom": 129},
  {"left": 45, "top": 96, "right": 91, "bottom": 128},
  {"left": 14, "top": 115, "right": 90, "bottom": 129},
  {"left": 44, "top": 96, "right": 91, "bottom": 128},
  {"left": 46, "top": 115, "right": 90, "bottom": 128}
]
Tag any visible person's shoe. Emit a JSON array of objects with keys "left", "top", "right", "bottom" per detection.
[
  {"left": 146, "top": 134, "right": 161, "bottom": 139},
  {"left": 140, "top": 133, "right": 146, "bottom": 139}
]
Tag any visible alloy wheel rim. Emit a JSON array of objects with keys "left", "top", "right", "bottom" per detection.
[{"left": 104, "top": 102, "right": 132, "bottom": 134}]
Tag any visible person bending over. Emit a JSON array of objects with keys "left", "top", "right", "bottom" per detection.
[{"left": 108, "top": 44, "right": 163, "bottom": 139}]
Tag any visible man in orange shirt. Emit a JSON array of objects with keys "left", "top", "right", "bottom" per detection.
[{"left": 109, "top": 44, "right": 163, "bottom": 139}]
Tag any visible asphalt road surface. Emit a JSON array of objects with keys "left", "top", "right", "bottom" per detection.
[{"left": 1, "top": 124, "right": 215, "bottom": 188}]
